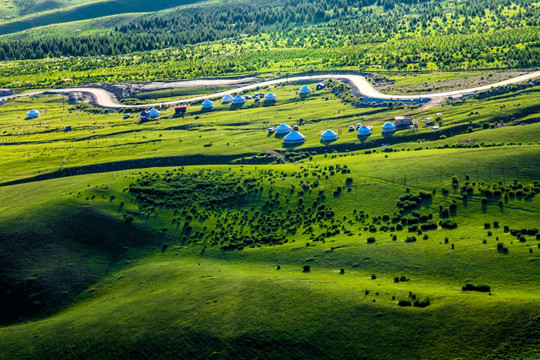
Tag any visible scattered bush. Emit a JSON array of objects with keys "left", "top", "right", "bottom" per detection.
[{"left": 462, "top": 284, "right": 491, "bottom": 292}]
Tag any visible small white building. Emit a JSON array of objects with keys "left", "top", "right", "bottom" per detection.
[
  {"left": 382, "top": 122, "right": 396, "bottom": 133},
  {"left": 321, "top": 129, "right": 338, "bottom": 142},
  {"left": 202, "top": 99, "right": 214, "bottom": 110},
  {"left": 232, "top": 95, "right": 246, "bottom": 104},
  {"left": 275, "top": 123, "right": 292, "bottom": 134},
  {"left": 264, "top": 92, "right": 277, "bottom": 102},
  {"left": 26, "top": 109, "right": 40, "bottom": 119},
  {"left": 299, "top": 85, "right": 311, "bottom": 95},
  {"left": 148, "top": 108, "right": 161, "bottom": 118},
  {"left": 394, "top": 116, "right": 414, "bottom": 126},
  {"left": 222, "top": 94, "right": 234, "bottom": 104},
  {"left": 283, "top": 130, "right": 306, "bottom": 144},
  {"left": 357, "top": 125, "right": 372, "bottom": 136}
]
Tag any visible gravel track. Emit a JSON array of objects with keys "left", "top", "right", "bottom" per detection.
[{"left": 4, "top": 71, "right": 540, "bottom": 108}]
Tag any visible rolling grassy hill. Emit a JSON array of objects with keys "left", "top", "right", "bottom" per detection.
[
  {"left": 0, "top": 79, "right": 539, "bottom": 359},
  {"left": 0, "top": 0, "right": 206, "bottom": 35}
]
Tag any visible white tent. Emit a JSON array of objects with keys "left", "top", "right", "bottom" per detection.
[
  {"left": 299, "top": 85, "right": 311, "bottom": 95},
  {"left": 222, "top": 94, "right": 234, "bottom": 104},
  {"left": 148, "top": 108, "right": 161, "bottom": 118},
  {"left": 26, "top": 109, "right": 40, "bottom": 119},
  {"left": 381, "top": 122, "right": 396, "bottom": 133},
  {"left": 357, "top": 125, "right": 372, "bottom": 136},
  {"left": 321, "top": 129, "right": 338, "bottom": 142},
  {"left": 275, "top": 123, "right": 292, "bottom": 134},
  {"left": 202, "top": 99, "right": 214, "bottom": 109},
  {"left": 283, "top": 130, "right": 306, "bottom": 144},
  {"left": 232, "top": 95, "right": 246, "bottom": 104},
  {"left": 264, "top": 92, "right": 277, "bottom": 102}
]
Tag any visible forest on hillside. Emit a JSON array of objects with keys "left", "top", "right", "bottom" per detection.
[{"left": 0, "top": 0, "right": 538, "bottom": 70}]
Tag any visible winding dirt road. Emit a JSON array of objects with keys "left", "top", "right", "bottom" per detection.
[{"left": 4, "top": 71, "right": 540, "bottom": 109}]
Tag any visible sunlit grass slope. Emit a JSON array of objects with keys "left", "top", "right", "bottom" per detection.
[{"left": 0, "top": 140, "right": 539, "bottom": 359}]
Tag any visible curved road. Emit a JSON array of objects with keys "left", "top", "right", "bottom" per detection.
[{"left": 4, "top": 71, "right": 540, "bottom": 109}]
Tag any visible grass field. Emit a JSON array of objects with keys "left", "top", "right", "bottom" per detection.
[{"left": 0, "top": 77, "right": 539, "bottom": 359}]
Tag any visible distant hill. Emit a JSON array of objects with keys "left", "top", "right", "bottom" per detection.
[{"left": 0, "top": 0, "right": 204, "bottom": 35}]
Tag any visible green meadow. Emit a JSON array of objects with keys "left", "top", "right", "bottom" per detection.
[{"left": 0, "top": 78, "right": 539, "bottom": 359}]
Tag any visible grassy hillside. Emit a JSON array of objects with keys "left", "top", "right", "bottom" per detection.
[
  {"left": 0, "top": 79, "right": 539, "bottom": 358},
  {"left": 0, "top": 140, "right": 538, "bottom": 358},
  {"left": 0, "top": 13, "right": 144, "bottom": 40},
  {"left": 0, "top": 0, "right": 205, "bottom": 34}
]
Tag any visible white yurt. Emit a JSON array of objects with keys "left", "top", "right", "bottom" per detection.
[
  {"left": 283, "top": 131, "right": 306, "bottom": 144},
  {"left": 299, "top": 85, "right": 311, "bottom": 95},
  {"left": 357, "top": 125, "right": 372, "bottom": 136},
  {"left": 321, "top": 129, "right": 338, "bottom": 142},
  {"left": 148, "top": 108, "right": 161, "bottom": 118},
  {"left": 381, "top": 122, "right": 396, "bottom": 133},
  {"left": 275, "top": 123, "right": 292, "bottom": 135},
  {"left": 232, "top": 95, "right": 246, "bottom": 104},
  {"left": 26, "top": 109, "right": 40, "bottom": 119},
  {"left": 222, "top": 94, "right": 234, "bottom": 104},
  {"left": 201, "top": 99, "right": 214, "bottom": 110},
  {"left": 264, "top": 92, "right": 277, "bottom": 102}
]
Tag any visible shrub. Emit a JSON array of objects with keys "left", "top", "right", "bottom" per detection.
[
  {"left": 441, "top": 219, "right": 458, "bottom": 229},
  {"left": 371, "top": 274, "right": 377, "bottom": 280},
  {"left": 405, "top": 236, "right": 417, "bottom": 243},
  {"left": 398, "top": 300, "right": 412, "bottom": 307},
  {"left": 462, "top": 284, "right": 491, "bottom": 292},
  {"left": 303, "top": 265, "right": 311, "bottom": 272},
  {"left": 367, "top": 237, "right": 376, "bottom": 244},
  {"left": 413, "top": 298, "right": 431, "bottom": 308}
]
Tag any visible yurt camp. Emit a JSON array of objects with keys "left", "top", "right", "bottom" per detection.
[
  {"left": 275, "top": 123, "right": 292, "bottom": 135},
  {"left": 232, "top": 95, "right": 246, "bottom": 105},
  {"left": 283, "top": 131, "right": 306, "bottom": 145},
  {"left": 299, "top": 85, "right": 311, "bottom": 95},
  {"left": 357, "top": 125, "right": 372, "bottom": 136},
  {"left": 201, "top": 100, "right": 214, "bottom": 110},
  {"left": 320, "top": 129, "right": 338, "bottom": 142},
  {"left": 26, "top": 109, "right": 40, "bottom": 119},
  {"left": 148, "top": 108, "right": 161, "bottom": 118},
  {"left": 264, "top": 92, "right": 277, "bottom": 103},
  {"left": 222, "top": 94, "right": 234, "bottom": 104},
  {"left": 381, "top": 122, "right": 396, "bottom": 133}
]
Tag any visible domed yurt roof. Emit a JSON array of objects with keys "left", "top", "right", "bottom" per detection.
[
  {"left": 202, "top": 99, "right": 214, "bottom": 109},
  {"left": 283, "top": 130, "right": 306, "bottom": 144},
  {"left": 382, "top": 122, "right": 396, "bottom": 132},
  {"left": 222, "top": 94, "right": 234, "bottom": 103},
  {"left": 299, "top": 85, "right": 311, "bottom": 94},
  {"left": 264, "top": 92, "right": 277, "bottom": 101},
  {"left": 357, "top": 125, "right": 372, "bottom": 136},
  {"left": 275, "top": 123, "right": 292, "bottom": 134},
  {"left": 148, "top": 108, "right": 161, "bottom": 118},
  {"left": 26, "top": 109, "right": 40, "bottom": 118},
  {"left": 321, "top": 129, "right": 338, "bottom": 141},
  {"left": 232, "top": 95, "right": 246, "bottom": 104}
]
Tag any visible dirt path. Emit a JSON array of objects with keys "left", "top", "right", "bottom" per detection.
[{"left": 4, "top": 71, "right": 540, "bottom": 109}]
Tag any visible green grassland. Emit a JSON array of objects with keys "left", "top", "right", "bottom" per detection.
[
  {"left": 0, "top": 78, "right": 539, "bottom": 359},
  {"left": 1, "top": 81, "right": 539, "bottom": 183},
  {"left": 0, "top": 146, "right": 538, "bottom": 359},
  {"left": 0, "top": 0, "right": 206, "bottom": 34},
  {"left": 0, "top": 13, "right": 144, "bottom": 40}
]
